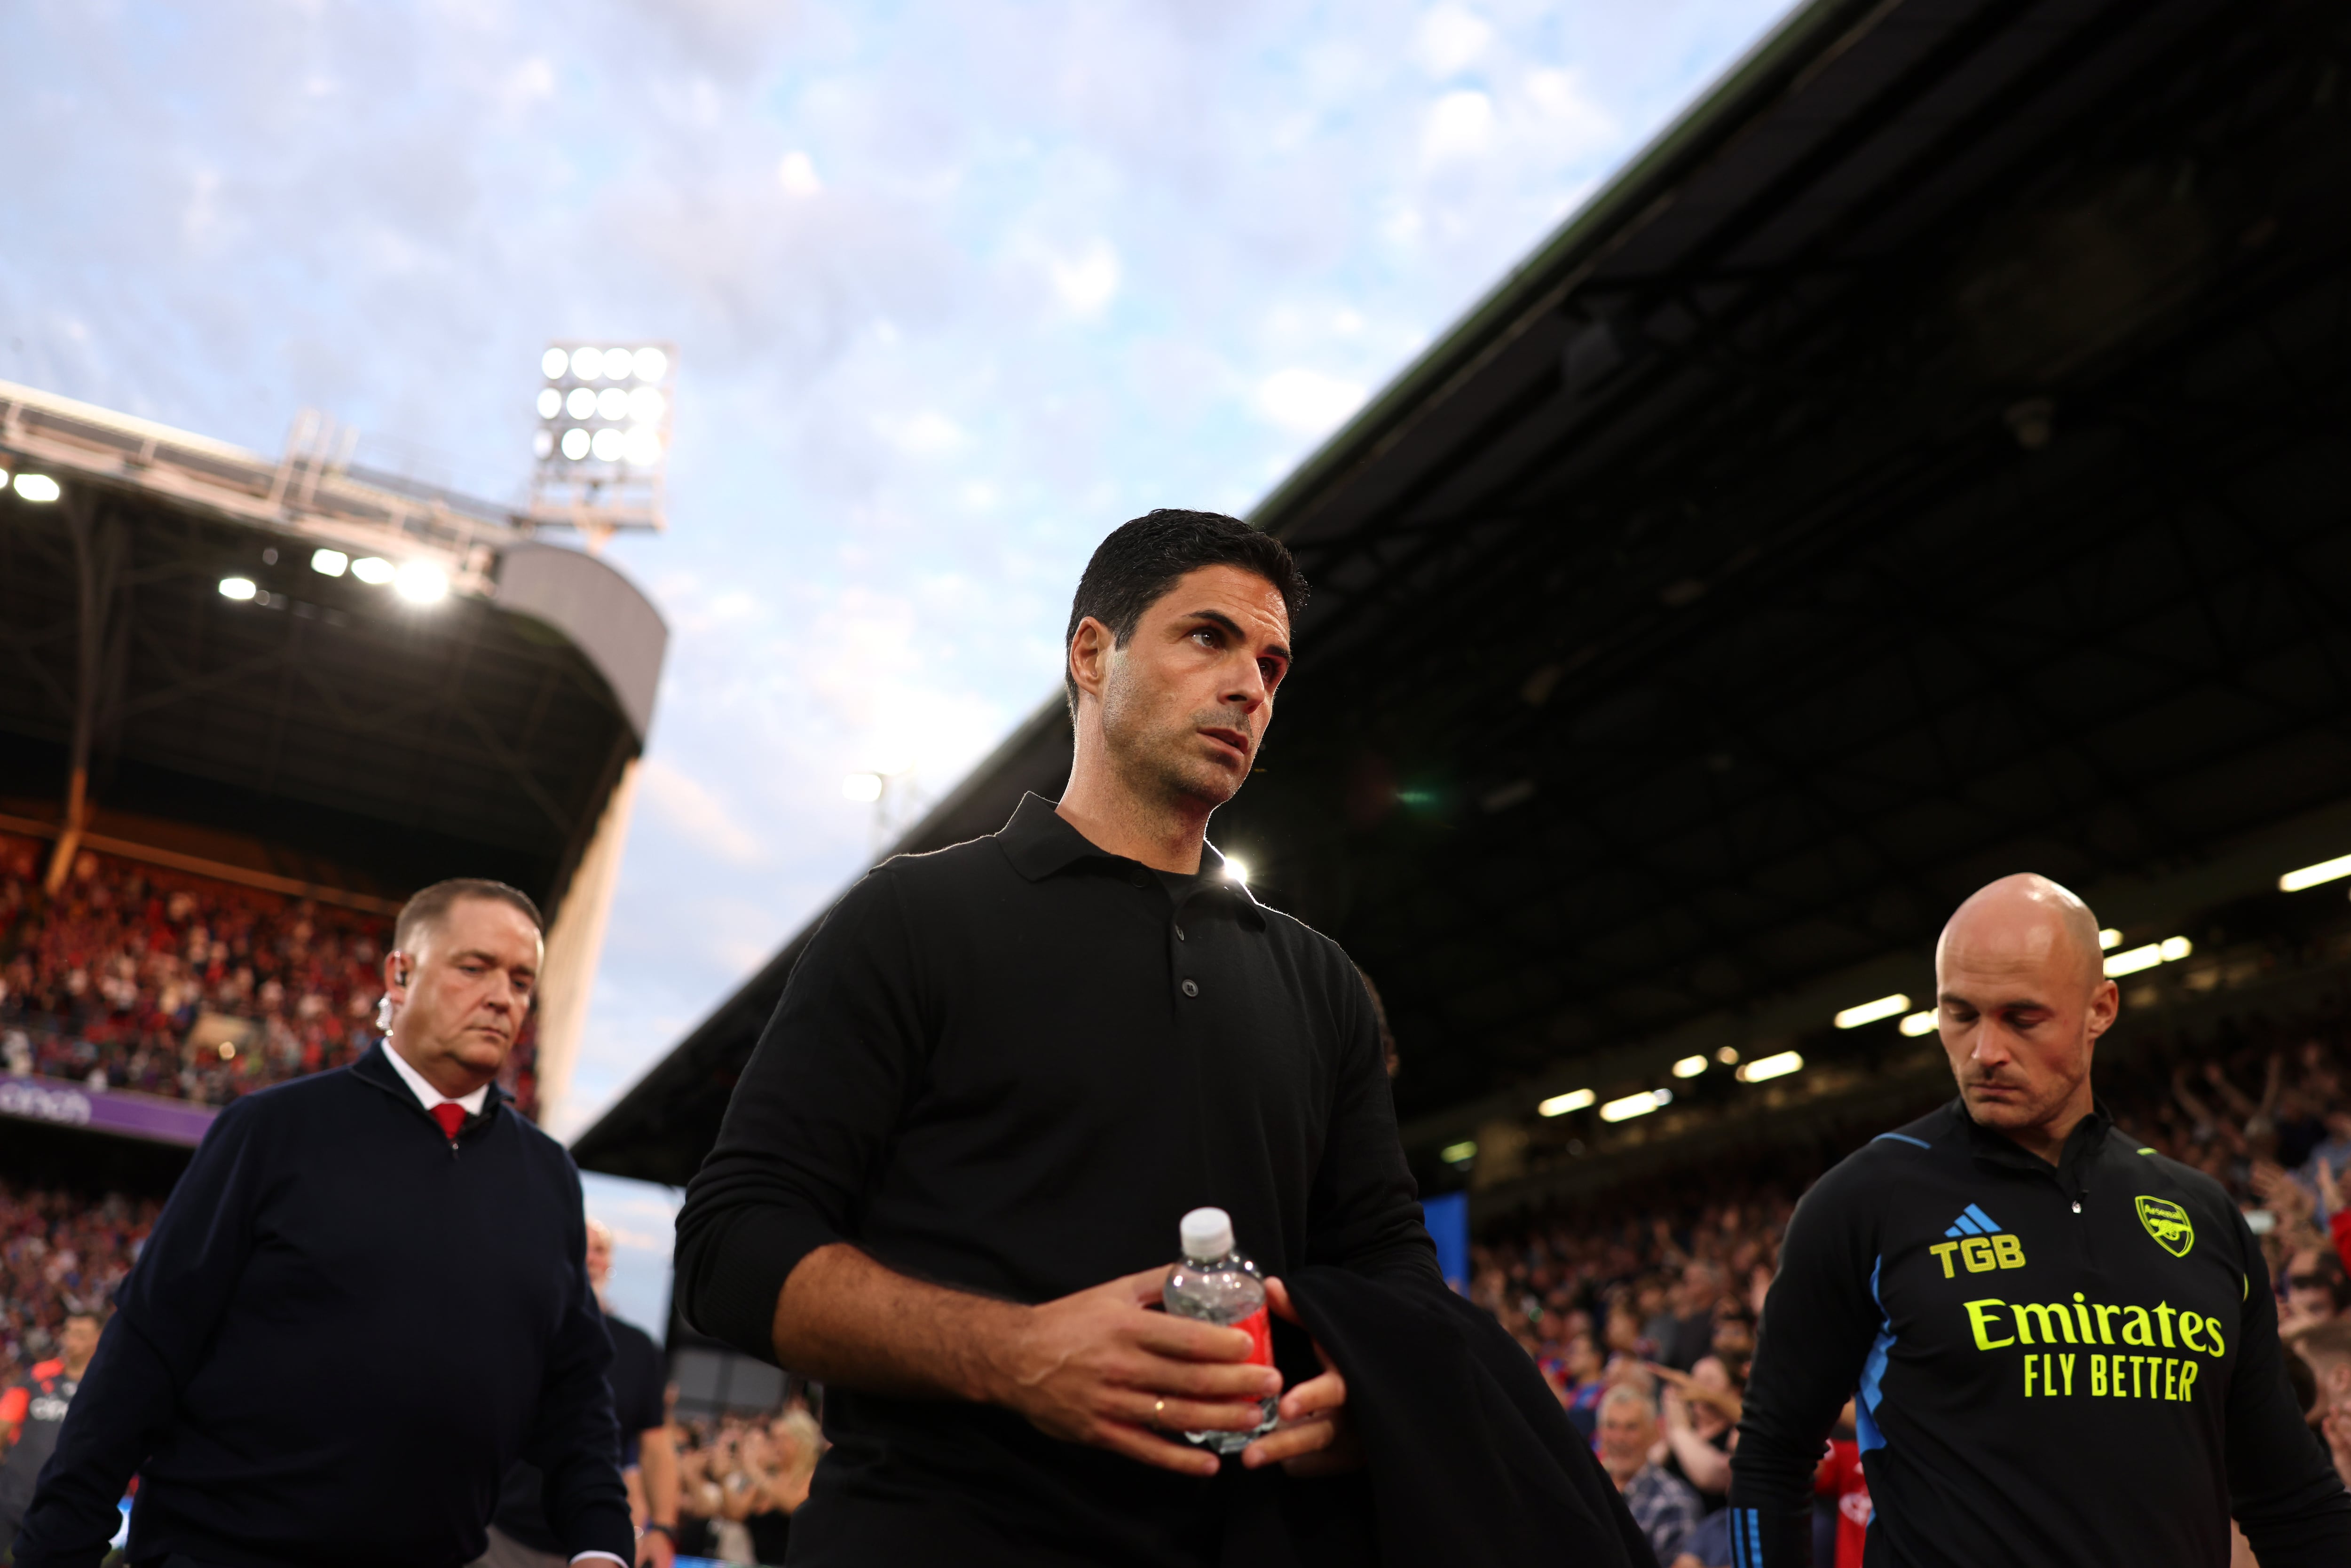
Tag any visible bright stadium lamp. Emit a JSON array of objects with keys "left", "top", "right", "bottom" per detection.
[
  {"left": 534, "top": 339, "right": 677, "bottom": 538},
  {"left": 633, "top": 347, "right": 669, "bottom": 382},
  {"left": 1672, "top": 1055, "right": 1707, "bottom": 1078},
  {"left": 566, "top": 386, "right": 597, "bottom": 419},
  {"left": 2098, "top": 928, "right": 2122, "bottom": 950},
  {"left": 622, "top": 427, "right": 663, "bottom": 465},
  {"left": 629, "top": 386, "right": 665, "bottom": 423},
  {"left": 561, "top": 428, "right": 592, "bottom": 460},
  {"left": 1737, "top": 1050, "right": 1804, "bottom": 1083},
  {"left": 1600, "top": 1090, "right": 1665, "bottom": 1123},
  {"left": 542, "top": 347, "right": 569, "bottom": 378},
  {"left": 591, "top": 428, "right": 626, "bottom": 462},
  {"left": 1899, "top": 1009, "right": 1938, "bottom": 1037},
  {"left": 1440, "top": 1140, "right": 1476, "bottom": 1165},
  {"left": 1538, "top": 1088, "right": 1594, "bottom": 1117},
  {"left": 1834, "top": 993, "right": 1909, "bottom": 1029},
  {"left": 2280, "top": 853, "right": 2351, "bottom": 892},
  {"left": 597, "top": 386, "right": 630, "bottom": 420},
  {"left": 311, "top": 548, "right": 349, "bottom": 576},
  {"left": 536, "top": 388, "right": 563, "bottom": 419},
  {"left": 843, "top": 772, "right": 884, "bottom": 803},
  {"left": 571, "top": 346, "right": 605, "bottom": 380},
  {"left": 394, "top": 561, "right": 450, "bottom": 604},
  {"left": 2103, "top": 943, "right": 2162, "bottom": 977},
  {"left": 13, "top": 473, "right": 62, "bottom": 503},
  {"left": 219, "top": 576, "right": 258, "bottom": 600},
  {"left": 351, "top": 556, "right": 396, "bottom": 584}
]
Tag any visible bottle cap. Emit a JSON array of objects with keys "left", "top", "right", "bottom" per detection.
[{"left": 1179, "top": 1206, "right": 1235, "bottom": 1261}]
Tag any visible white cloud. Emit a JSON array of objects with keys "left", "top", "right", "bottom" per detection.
[
  {"left": 638, "top": 757, "right": 765, "bottom": 865},
  {"left": 1422, "top": 89, "right": 1496, "bottom": 164},
  {"left": 777, "top": 149, "right": 823, "bottom": 197},
  {"left": 1415, "top": 7, "right": 1492, "bottom": 78},
  {"left": 1524, "top": 67, "right": 1615, "bottom": 153},
  {"left": 1047, "top": 238, "right": 1120, "bottom": 317},
  {"left": 875, "top": 409, "right": 970, "bottom": 457},
  {"left": 1256, "top": 367, "right": 1367, "bottom": 436}
]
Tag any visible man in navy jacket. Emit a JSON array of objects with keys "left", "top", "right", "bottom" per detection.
[{"left": 11, "top": 879, "right": 634, "bottom": 1568}]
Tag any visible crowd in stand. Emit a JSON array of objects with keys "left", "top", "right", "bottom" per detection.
[
  {"left": 0, "top": 832, "right": 538, "bottom": 1117},
  {"left": 0, "top": 1180, "right": 157, "bottom": 1399},
  {"left": 1473, "top": 1000, "right": 2351, "bottom": 1567},
  {"left": 670, "top": 1406, "right": 824, "bottom": 1566}
]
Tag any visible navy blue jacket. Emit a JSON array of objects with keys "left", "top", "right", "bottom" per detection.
[{"left": 10, "top": 1042, "right": 633, "bottom": 1568}]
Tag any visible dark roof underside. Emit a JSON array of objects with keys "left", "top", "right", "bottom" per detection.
[
  {"left": 0, "top": 485, "right": 643, "bottom": 908},
  {"left": 575, "top": 0, "right": 2351, "bottom": 1184}
]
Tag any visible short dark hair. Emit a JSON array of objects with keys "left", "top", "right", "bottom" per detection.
[
  {"left": 1062, "top": 510, "right": 1309, "bottom": 720},
  {"left": 394, "top": 878, "right": 545, "bottom": 952}
]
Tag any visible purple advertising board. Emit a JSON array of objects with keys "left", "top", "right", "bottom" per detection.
[{"left": 0, "top": 1073, "right": 219, "bottom": 1146}]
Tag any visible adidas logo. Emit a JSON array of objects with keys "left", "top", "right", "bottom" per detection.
[
  {"left": 1945, "top": 1203, "right": 2004, "bottom": 1238},
  {"left": 1930, "top": 1204, "right": 2028, "bottom": 1276}
]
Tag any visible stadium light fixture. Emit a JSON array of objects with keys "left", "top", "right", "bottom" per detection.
[
  {"left": 13, "top": 473, "right": 62, "bottom": 503},
  {"left": 351, "top": 556, "right": 396, "bottom": 585},
  {"left": 1600, "top": 1089, "right": 1670, "bottom": 1123},
  {"left": 393, "top": 561, "right": 450, "bottom": 605},
  {"left": 1834, "top": 993, "right": 1909, "bottom": 1029},
  {"left": 1737, "top": 1050, "right": 1804, "bottom": 1083},
  {"left": 1715, "top": 1045, "right": 1740, "bottom": 1064},
  {"left": 1440, "top": 1140, "right": 1477, "bottom": 1165},
  {"left": 2280, "top": 853, "right": 2351, "bottom": 893},
  {"left": 1899, "top": 1009, "right": 1939, "bottom": 1037},
  {"left": 311, "top": 548, "right": 349, "bottom": 577},
  {"left": 218, "top": 576, "right": 258, "bottom": 600},
  {"left": 1538, "top": 1088, "right": 1594, "bottom": 1117},
  {"left": 2098, "top": 928, "right": 2122, "bottom": 950},
  {"left": 843, "top": 772, "right": 884, "bottom": 803},
  {"left": 1672, "top": 1055, "right": 1707, "bottom": 1078},
  {"left": 2102, "top": 937, "right": 2189, "bottom": 978}
]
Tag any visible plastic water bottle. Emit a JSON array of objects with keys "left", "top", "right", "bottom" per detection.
[{"left": 1161, "top": 1206, "right": 1278, "bottom": 1453}]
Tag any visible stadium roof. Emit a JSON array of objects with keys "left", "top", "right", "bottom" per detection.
[
  {"left": 573, "top": 0, "right": 2351, "bottom": 1190},
  {"left": 0, "top": 379, "right": 666, "bottom": 915}
]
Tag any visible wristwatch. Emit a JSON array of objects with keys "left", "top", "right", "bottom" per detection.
[{"left": 641, "top": 1523, "right": 677, "bottom": 1541}]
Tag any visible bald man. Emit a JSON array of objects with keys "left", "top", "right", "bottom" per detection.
[{"left": 1726, "top": 874, "right": 2351, "bottom": 1568}]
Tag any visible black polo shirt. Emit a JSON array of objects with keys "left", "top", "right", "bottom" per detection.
[
  {"left": 1728, "top": 1098, "right": 2351, "bottom": 1568},
  {"left": 674, "top": 793, "right": 1436, "bottom": 1566}
]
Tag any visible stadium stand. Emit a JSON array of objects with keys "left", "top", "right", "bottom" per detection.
[{"left": 0, "top": 830, "right": 539, "bottom": 1116}]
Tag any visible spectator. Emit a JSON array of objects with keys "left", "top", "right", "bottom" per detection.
[
  {"left": 1557, "top": 1335, "right": 1607, "bottom": 1437},
  {"left": 0, "top": 1309, "right": 100, "bottom": 1546},
  {"left": 1662, "top": 1263, "right": 1725, "bottom": 1371},
  {"left": 1596, "top": 1385, "right": 1700, "bottom": 1562}
]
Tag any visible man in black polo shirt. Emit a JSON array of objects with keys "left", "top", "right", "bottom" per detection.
[
  {"left": 675, "top": 511, "right": 1439, "bottom": 1564},
  {"left": 1728, "top": 873, "right": 2351, "bottom": 1567}
]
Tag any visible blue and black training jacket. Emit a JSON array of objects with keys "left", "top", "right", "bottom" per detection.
[{"left": 1726, "top": 1097, "right": 2351, "bottom": 1568}]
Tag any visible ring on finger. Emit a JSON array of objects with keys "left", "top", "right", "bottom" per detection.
[{"left": 1152, "top": 1397, "right": 1166, "bottom": 1429}]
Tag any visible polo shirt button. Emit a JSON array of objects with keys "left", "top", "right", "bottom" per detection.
[{"left": 1181, "top": 979, "right": 1199, "bottom": 997}]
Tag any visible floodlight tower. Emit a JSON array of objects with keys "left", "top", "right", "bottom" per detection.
[{"left": 528, "top": 341, "right": 676, "bottom": 551}]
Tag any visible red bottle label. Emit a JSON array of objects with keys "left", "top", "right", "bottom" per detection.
[{"left": 1237, "top": 1306, "right": 1273, "bottom": 1368}]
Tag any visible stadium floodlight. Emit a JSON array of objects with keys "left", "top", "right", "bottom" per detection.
[
  {"left": 1672, "top": 1055, "right": 1707, "bottom": 1078},
  {"left": 1715, "top": 1045, "right": 1739, "bottom": 1064},
  {"left": 311, "top": 548, "right": 349, "bottom": 577},
  {"left": 843, "top": 772, "right": 884, "bottom": 802},
  {"left": 1440, "top": 1140, "right": 1477, "bottom": 1164},
  {"left": 1600, "top": 1089, "right": 1666, "bottom": 1122},
  {"left": 2098, "top": 928, "right": 2122, "bottom": 950},
  {"left": 536, "top": 388, "right": 563, "bottom": 419},
  {"left": 1899, "top": 1009, "right": 1939, "bottom": 1037},
  {"left": 1833, "top": 993, "right": 1909, "bottom": 1029},
  {"left": 2280, "top": 852, "right": 2351, "bottom": 892},
  {"left": 561, "top": 428, "right": 592, "bottom": 460},
  {"left": 1737, "top": 1050, "right": 1805, "bottom": 1083},
  {"left": 219, "top": 576, "right": 258, "bottom": 600},
  {"left": 394, "top": 561, "right": 450, "bottom": 604},
  {"left": 633, "top": 347, "right": 668, "bottom": 382},
  {"left": 13, "top": 473, "right": 62, "bottom": 503},
  {"left": 2102, "top": 937, "right": 2189, "bottom": 977},
  {"left": 542, "top": 347, "right": 569, "bottom": 378},
  {"left": 533, "top": 339, "right": 678, "bottom": 540},
  {"left": 591, "top": 428, "right": 626, "bottom": 462},
  {"left": 351, "top": 556, "right": 396, "bottom": 584},
  {"left": 566, "top": 386, "right": 597, "bottom": 419},
  {"left": 596, "top": 386, "right": 629, "bottom": 420},
  {"left": 623, "top": 427, "right": 663, "bottom": 465},
  {"left": 571, "top": 346, "right": 604, "bottom": 379},
  {"left": 1538, "top": 1088, "right": 1594, "bottom": 1117}
]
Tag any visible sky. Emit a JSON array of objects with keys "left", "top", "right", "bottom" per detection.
[{"left": 3, "top": 0, "right": 1791, "bottom": 1320}]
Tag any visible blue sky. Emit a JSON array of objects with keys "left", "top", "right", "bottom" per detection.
[{"left": 4, "top": 0, "right": 1789, "bottom": 1314}]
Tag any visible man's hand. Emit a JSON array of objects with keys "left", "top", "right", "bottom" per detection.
[
  {"left": 1239, "top": 1276, "right": 1364, "bottom": 1478},
  {"left": 636, "top": 1525, "right": 675, "bottom": 1568},
  {"left": 992, "top": 1266, "right": 1282, "bottom": 1478}
]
